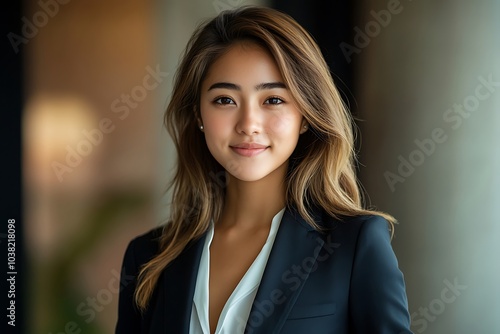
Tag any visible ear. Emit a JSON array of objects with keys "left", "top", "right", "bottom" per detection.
[
  {"left": 195, "top": 105, "right": 204, "bottom": 131},
  {"left": 197, "top": 118, "right": 204, "bottom": 132},
  {"left": 299, "top": 119, "right": 309, "bottom": 134}
]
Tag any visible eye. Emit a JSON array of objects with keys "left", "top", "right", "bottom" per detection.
[
  {"left": 213, "top": 96, "right": 235, "bottom": 105},
  {"left": 264, "top": 96, "right": 284, "bottom": 105}
]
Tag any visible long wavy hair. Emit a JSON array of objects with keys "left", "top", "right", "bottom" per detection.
[{"left": 134, "top": 5, "right": 395, "bottom": 311}]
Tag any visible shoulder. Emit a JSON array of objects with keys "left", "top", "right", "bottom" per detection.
[
  {"left": 317, "top": 212, "right": 398, "bottom": 275},
  {"left": 116, "top": 226, "right": 165, "bottom": 333},
  {"left": 315, "top": 212, "right": 411, "bottom": 330},
  {"left": 320, "top": 212, "right": 392, "bottom": 244},
  {"left": 334, "top": 215, "right": 411, "bottom": 330},
  {"left": 128, "top": 226, "right": 164, "bottom": 250},
  {"left": 122, "top": 226, "right": 164, "bottom": 273},
  {"left": 318, "top": 211, "right": 404, "bottom": 291}
]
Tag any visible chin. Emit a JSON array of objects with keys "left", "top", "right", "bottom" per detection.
[
  {"left": 227, "top": 170, "right": 270, "bottom": 183},
  {"left": 229, "top": 175, "right": 265, "bottom": 183}
]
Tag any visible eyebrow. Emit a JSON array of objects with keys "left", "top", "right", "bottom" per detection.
[{"left": 207, "top": 82, "right": 287, "bottom": 91}]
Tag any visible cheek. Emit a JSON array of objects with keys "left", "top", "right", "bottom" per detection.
[
  {"left": 205, "top": 118, "right": 232, "bottom": 144},
  {"left": 201, "top": 108, "right": 232, "bottom": 138},
  {"left": 201, "top": 109, "right": 230, "bottom": 131},
  {"left": 267, "top": 112, "right": 302, "bottom": 137}
]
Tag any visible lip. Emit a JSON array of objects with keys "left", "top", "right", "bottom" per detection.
[{"left": 230, "top": 142, "right": 269, "bottom": 157}]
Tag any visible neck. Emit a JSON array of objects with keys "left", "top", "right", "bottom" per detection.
[{"left": 217, "top": 162, "right": 288, "bottom": 230}]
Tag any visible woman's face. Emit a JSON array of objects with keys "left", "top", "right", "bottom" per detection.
[{"left": 199, "top": 41, "right": 307, "bottom": 182}]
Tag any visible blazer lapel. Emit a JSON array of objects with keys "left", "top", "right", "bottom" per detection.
[
  {"left": 153, "top": 233, "right": 206, "bottom": 333},
  {"left": 245, "top": 206, "right": 325, "bottom": 334}
]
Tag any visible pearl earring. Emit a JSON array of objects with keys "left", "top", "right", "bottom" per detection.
[{"left": 199, "top": 125, "right": 204, "bottom": 131}]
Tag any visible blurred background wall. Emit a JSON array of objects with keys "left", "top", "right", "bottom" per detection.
[
  {"left": 22, "top": 0, "right": 162, "bottom": 333},
  {"left": 355, "top": 1, "right": 500, "bottom": 333},
  {"left": 19, "top": 0, "right": 499, "bottom": 333}
]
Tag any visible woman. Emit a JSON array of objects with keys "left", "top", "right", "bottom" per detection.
[{"left": 116, "top": 6, "right": 412, "bottom": 334}]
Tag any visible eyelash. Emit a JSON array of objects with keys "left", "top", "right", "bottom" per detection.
[
  {"left": 212, "top": 96, "right": 285, "bottom": 105},
  {"left": 264, "top": 96, "right": 285, "bottom": 105},
  {"left": 213, "top": 96, "right": 235, "bottom": 105}
]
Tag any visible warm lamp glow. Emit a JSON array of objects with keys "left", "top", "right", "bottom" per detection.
[{"left": 23, "top": 94, "right": 98, "bottom": 186}]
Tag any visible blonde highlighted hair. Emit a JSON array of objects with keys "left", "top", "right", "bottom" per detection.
[{"left": 134, "top": 6, "right": 395, "bottom": 311}]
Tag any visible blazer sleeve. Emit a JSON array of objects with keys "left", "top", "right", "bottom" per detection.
[
  {"left": 115, "top": 236, "right": 144, "bottom": 334},
  {"left": 348, "top": 216, "right": 413, "bottom": 333}
]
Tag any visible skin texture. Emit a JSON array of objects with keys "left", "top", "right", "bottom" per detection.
[{"left": 198, "top": 41, "right": 308, "bottom": 333}]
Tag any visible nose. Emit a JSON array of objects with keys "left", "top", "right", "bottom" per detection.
[{"left": 235, "top": 102, "right": 262, "bottom": 135}]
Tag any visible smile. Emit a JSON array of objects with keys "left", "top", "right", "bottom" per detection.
[{"left": 230, "top": 143, "right": 269, "bottom": 157}]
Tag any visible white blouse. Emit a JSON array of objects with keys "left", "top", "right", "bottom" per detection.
[{"left": 189, "top": 208, "right": 285, "bottom": 334}]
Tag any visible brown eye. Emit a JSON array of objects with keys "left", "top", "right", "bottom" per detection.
[
  {"left": 265, "top": 97, "right": 284, "bottom": 105},
  {"left": 214, "top": 97, "right": 235, "bottom": 105}
]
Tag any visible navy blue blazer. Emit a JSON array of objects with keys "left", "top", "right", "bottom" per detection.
[{"left": 116, "top": 206, "right": 412, "bottom": 333}]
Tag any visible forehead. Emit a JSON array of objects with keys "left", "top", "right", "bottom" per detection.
[{"left": 202, "top": 41, "right": 284, "bottom": 88}]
